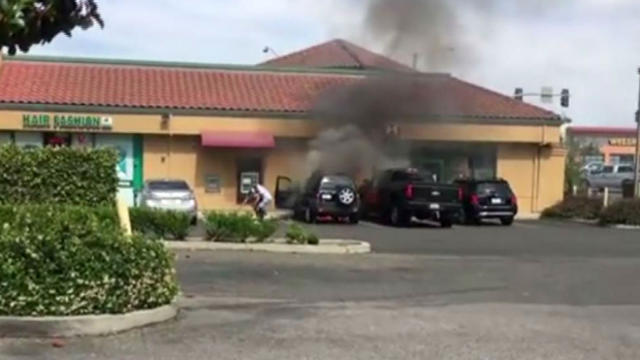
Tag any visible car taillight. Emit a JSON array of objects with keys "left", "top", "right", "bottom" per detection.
[
  {"left": 458, "top": 187, "right": 463, "bottom": 201},
  {"left": 470, "top": 193, "right": 479, "bottom": 205},
  {"left": 511, "top": 194, "right": 518, "bottom": 206},
  {"left": 405, "top": 184, "right": 414, "bottom": 199}
]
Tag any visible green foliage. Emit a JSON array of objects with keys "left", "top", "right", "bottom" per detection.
[
  {"left": 0, "top": 0, "right": 103, "bottom": 55},
  {"left": 205, "top": 211, "right": 255, "bottom": 243},
  {"left": 541, "top": 196, "right": 603, "bottom": 220},
  {"left": 0, "top": 205, "right": 178, "bottom": 316},
  {"left": 129, "top": 207, "right": 191, "bottom": 241},
  {"left": 252, "top": 219, "right": 278, "bottom": 243},
  {"left": 285, "top": 223, "right": 319, "bottom": 245},
  {"left": 0, "top": 145, "right": 118, "bottom": 206},
  {"left": 599, "top": 199, "right": 640, "bottom": 226},
  {"left": 204, "top": 211, "right": 278, "bottom": 243}
]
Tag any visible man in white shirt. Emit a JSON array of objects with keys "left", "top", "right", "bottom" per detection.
[{"left": 245, "top": 183, "right": 273, "bottom": 219}]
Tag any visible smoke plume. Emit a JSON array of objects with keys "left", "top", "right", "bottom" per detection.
[
  {"left": 306, "top": 0, "right": 562, "bottom": 180},
  {"left": 361, "top": 0, "right": 559, "bottom": 71},
  {"left": 308, "top": 76, "right": 419, "bottom": 178}
]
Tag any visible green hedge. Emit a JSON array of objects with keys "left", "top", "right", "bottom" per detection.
[
  {"left": 0, "top": 205, "right": 178, "bottom": 316},
  {"left": 285, "top": 223, "right": 319, "bottom": 245},
  {"left": 204, "top": 211, "right": 278, "bottom": 243},
  {"left": 600, "top": 199, "right": 640, "bottom": 226},
  {"left": 541, "top": 196, "right": 603, "bottom": 220},
  {"left": 0, "top": 145, "right": 118, "bottom": 206},
  {"left": 129, "top": 207, "right": 191, "bottom": 240}
]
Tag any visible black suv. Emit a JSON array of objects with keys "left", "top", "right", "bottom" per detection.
[
  {"left": 289, "top": 172, "right": 360, "bottom": 224},
  {"left": 454, "top": 179, "right": 518, "bottom": 226}
]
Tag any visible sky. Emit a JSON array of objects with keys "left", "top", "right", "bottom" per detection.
[{"left": 22, "top": 0, "right": 640, "bottom": 127}]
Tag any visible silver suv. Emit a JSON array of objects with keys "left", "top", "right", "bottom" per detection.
[
  {"left": 138, "top": 179, "right": 198, "bottom": 223},
  {"left": 585, "top": 164, "right": 635, "bottom": 191}
]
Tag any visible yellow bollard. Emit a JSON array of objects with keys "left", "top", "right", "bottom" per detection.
[{"left": 116, "top": 194, "right": 132, "bottom": 236}]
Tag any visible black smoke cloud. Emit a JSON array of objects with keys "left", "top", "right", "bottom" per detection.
[{"left": 362, "top": 0, "right": 560, "bottom": 71}]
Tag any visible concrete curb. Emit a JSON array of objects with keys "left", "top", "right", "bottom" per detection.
[
  {"left": 165, "top": 239, "right": 371, "bottom": 254},
  {"left": 516, "top": 213, "right": 541, "bottom": 220},
  {"left": 611, "top": 224, "right": 640, "bottom": 230},
  {"left": 0, "top": 304, "right": 177, "bottom": 338}
]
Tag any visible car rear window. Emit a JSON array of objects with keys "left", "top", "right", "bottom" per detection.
[
  {"left": 320, "top": 176, "right": 354, "bottom": 190},
  {"left": 476, "top": 182, "right": 512, "bottom": 196},
  {"left": 148, "top": 181, "right": 190, "bottom": 191},
  {"left": 391, "top": 170, "right": 434, "bottom": 182}
]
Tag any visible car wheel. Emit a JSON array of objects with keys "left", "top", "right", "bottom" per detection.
[
  {"left": 440, "top": 216, "right": 453, "bottom": 228},
  {"left": 349, "top": 213, "right": 359, "bottom": 225},
  {"left": 459, "top": 210, "right": 469, "bottom": 225},
  {"left": 389, "top": 205, "right": 408, "bottom": 227},
  {"left": 304, "top": 207, "right": 316, "bottom": 224},
  {"left": 500, "top": 217, "right": 514, "bottom": 226}
]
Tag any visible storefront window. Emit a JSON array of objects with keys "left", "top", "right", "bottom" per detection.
[
  {"left": 44, "top": 133, "right": 72, "bottom": 147},
  {"left": 611, "top": 154, "right": 634, "bottom": 164}
]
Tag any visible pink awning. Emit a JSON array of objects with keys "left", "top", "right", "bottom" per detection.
[{"left": 201, "top": 131, "right": 275, "bottom": 148}]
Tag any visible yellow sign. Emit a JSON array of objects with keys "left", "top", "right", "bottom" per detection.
[{"left": 609, "top": 138, "right": 636, "bottom": 146}]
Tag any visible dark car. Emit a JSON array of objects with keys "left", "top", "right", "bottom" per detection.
[
  {"left": 454, "top": 178, "right": 518, "bottom": 226},
  {"left": 359, "top": 168, "right": 461, "bottom": 228},
  {"left": 276, "top": 172, "right": 360, "bottom": 224}
]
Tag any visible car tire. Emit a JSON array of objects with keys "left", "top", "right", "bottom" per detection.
[
  {"left": 459, "top": 210, "right": 469, "bottom": 225},
  {"left": 440, "top": 216, "right": 453, "bottom": 228},
  {"left": 304, "top": 207, "right": 317, "bottom": 224},
  {"left": 349, "top": 213, "right": 359, "bottom": 225},
  {"left": 500, "top": 217, "right": 514, "bottom": 226},
  {"left": 191, "top": 216, "right": 198, "bottom": 226},
  {"left": 389, "top": 205, "right": 409, "bottom": 227},
  {"left": 337, "top": 187, "right": 357, "bottom": 207}
]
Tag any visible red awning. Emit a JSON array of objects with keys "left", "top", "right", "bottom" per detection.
[{"left": 201, "top": 131, "right": 275, "bottom": 148}]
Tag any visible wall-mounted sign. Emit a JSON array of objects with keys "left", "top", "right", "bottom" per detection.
[
  {"left": 205, "top": 175, "right": 221, "bottom": 193},
  {"left": 23, "top": 114, "right": 113, "bottom": 131},
  {"left": 609, "top": 138, "right": 636, "bottom": 147}
]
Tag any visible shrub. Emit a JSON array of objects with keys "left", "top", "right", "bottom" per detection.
[
  {"left": 285, "top": 223, "right": 319, "bottom": 245},
  {"left": 599, "top": 199, "right": 640, "bottom": 226},
  {"left": 204, "top": 212, "right": 279, "bottom": 243},
  {"left": 205, "top": 211, "right": 256, "bottom": 243},
  {"left": 253, "top": 219, "right": 279, "bottom": 243},
  {"left": 0, "top": 145, "right": 119, "bottom": 206},
  {"left": 129, "top": 207, "right": 191, "bottom": 240},
  {"left": 0, "top": 205, "right": 178, "bottom": 316},
  {"left": 541, "top": 196, "right": 603, "bottom": 220}
]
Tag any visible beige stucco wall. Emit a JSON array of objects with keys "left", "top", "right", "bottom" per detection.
[
  {"left": 537, "top": 146, "right": 567, "bottom": 211},
  {"left": 0, "top": 110, "right": 560, "bottom": 144},
  {"left": 497, "top": 143, "right": 566, "bottom": 214},
  {"left": 0, "top": 109, "right": 566, "bottom": 212},
  {"left": 143, "top": 135, "right": 309, "bottom": 210}
]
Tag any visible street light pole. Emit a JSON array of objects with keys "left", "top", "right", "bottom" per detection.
[{"left": 634, "top": 67, "right": 640, "bottom": 197}]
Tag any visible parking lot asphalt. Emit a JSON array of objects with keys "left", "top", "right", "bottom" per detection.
[
  {"left": 296, "top": 219, "right": 640, "bottom": 258},
  {"left": 4, "top": 220, "right": 640, "bottom": 359}
]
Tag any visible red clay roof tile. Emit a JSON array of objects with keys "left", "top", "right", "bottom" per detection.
[
  {"left": 0, "top": 57, "right": 559, "bottom": 120},
  {"left": 261, "top": 39, "right": 415, "bottom": 72}
]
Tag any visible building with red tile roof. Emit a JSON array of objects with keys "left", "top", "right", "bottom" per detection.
[
  {"left": 567, "top": 126, "right": 637, "bottom": 165},
  {"left": 0, "top": 40, "right": 566, "bottom": 214}
]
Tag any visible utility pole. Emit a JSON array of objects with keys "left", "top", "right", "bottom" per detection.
[{"left": 634, "top": 67, "right": 640, "bottom": 197}]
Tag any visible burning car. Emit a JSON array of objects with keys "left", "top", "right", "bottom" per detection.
[{"left": 276, "top": 172, "right": 360, "bottom": 224}]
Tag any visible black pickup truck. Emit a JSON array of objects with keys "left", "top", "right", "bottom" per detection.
[{"left": 358, "top": 168, "right": 461, "bottom": 228}]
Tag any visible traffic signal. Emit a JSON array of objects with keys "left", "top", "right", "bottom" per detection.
[
  {"left": 561, "top": 89, "right": 570, "bottom": 108},
  {"left": 514, "top": 88, "right": 523, "bottom": 101}
]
